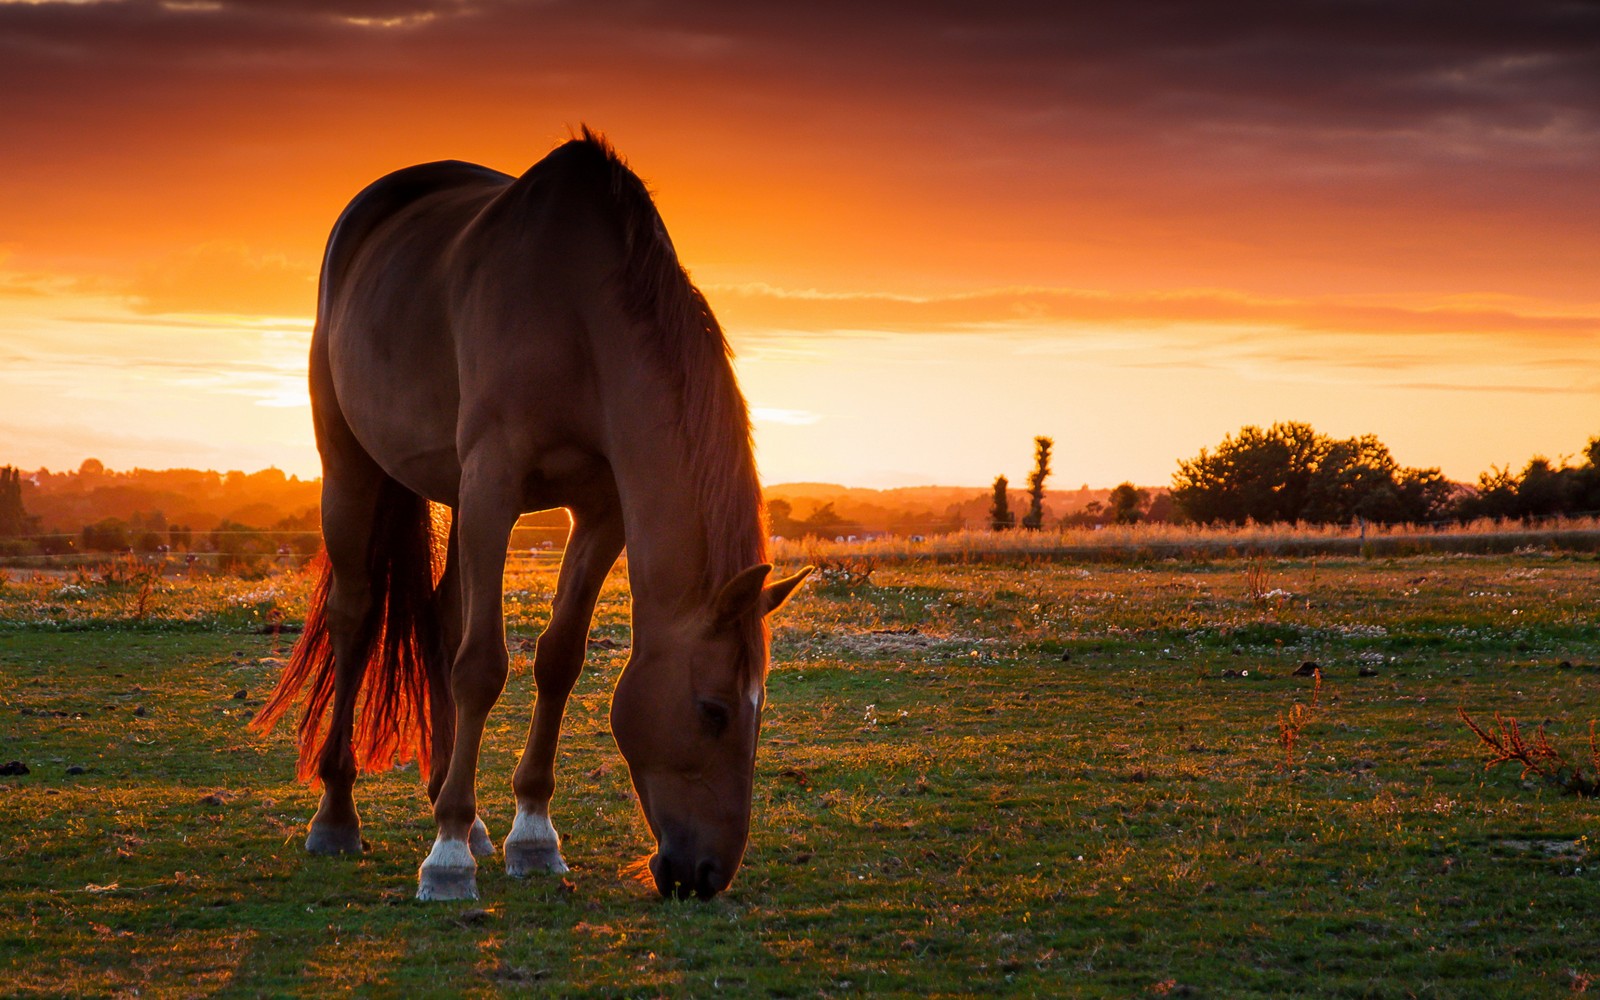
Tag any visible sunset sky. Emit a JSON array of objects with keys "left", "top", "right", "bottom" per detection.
[{"left": 3, "top": 1, "right": 1597, "bottom": 490}]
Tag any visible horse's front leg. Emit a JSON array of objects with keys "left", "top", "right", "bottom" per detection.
[
  {"left": 506, "top": 504, "right": 625, "bottom": 877},
  {"left": 416, "top": 473, "right": 518, "bottom": 901},
  {"left": 424, "top": 519, "right": 496, "bottom": 860}
]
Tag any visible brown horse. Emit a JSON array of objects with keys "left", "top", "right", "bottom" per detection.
[{"left": 252, "top": 129, "right": 810, "bottom": 901}]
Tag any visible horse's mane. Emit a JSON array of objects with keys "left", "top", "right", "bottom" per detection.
[{"left": 567, "top": 128, "right": 770, "bottom": 660}]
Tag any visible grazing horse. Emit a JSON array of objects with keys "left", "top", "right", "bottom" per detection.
[{"left": 252, "top": 130, "right": 811, "bottom": 901}]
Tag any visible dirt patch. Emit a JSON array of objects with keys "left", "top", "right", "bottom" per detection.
[
  {"left": 808, "top": 626, "right": 984, "bottom": 658},
  {"left": 1498, "top": 839, "right": 1588, "bottom": 861}
]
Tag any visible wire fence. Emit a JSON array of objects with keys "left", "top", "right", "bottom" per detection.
[
  {"left": 0, "top": 525, "right": 575, "bottom": 571},
  {"left": 7, "top": 513, "right": 1600, "bottom": 575}
]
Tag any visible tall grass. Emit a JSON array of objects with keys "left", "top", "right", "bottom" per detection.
[{"left": 772, "top": 515, "right": 1600, "bottom": 565}]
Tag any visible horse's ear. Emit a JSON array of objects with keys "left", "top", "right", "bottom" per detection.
[
  {"left": 714, "top": 564, "right": 772, "bottom": 629},
  {"left": 760, "top": 566, "right": 813, "bottom": 618}
]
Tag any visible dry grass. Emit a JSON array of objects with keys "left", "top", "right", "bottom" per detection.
[{"left": 771, "top": 516, "right": 1600, "bottom": 565}]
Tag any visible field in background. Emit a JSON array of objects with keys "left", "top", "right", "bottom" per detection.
[
  {"left": 1, "top": 549, "right": 1597, "bottom": 995},
  {"left": 775, "top": 516, "right": 1600, "bottom": 564},
  {"left": 8, "top": 515, "right": 1600, "bottom": 579}
]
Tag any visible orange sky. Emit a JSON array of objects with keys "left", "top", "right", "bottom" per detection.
[{"left": 3, "top": 1, "right": 1598, "bottom": 488}]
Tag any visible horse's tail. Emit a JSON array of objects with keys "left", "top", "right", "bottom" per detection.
[{"left": 252, "top": 479, "right": 444, "bottom": 784}]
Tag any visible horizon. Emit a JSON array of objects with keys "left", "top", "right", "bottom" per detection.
[
  {"left": 3, "top": 3, "right": 1597, "bottom": 487},
  {"left": 18, "top": 460, "right": 1146, "bottom": 495},
  {"left": 10, "top": 457, "right": 1546, "bottom": 497}
]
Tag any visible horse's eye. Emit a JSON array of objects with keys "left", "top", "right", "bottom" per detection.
[{"left": 698, "top": 700, "right": 731, "bottom": 737}]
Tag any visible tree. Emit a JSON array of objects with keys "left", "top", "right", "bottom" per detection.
[
  {"left": 1460, "top": 464, "right": 1520, "bottom": 520},
  {"left": 989, "top": 475, "right": 1015, "bottom": 531},
  {"left": 1393, "top": 467, "right": 1457, "bottom": 523},
  {"left": 799, "top": 502, "right": 850, "bottom": 538},
  {"left": 0, "top": 466, "right": 29, "bottom": 537},
  {"left": 1144, "top": 491, "right": 1176, "bottom": 523},
  {"left": 766, "top": 498, "right": 800, "bottom": 538},
  {"left": 82, "top": 518, "right": 131, "bottom": 552},
  {"left": 1107, "top": 482, "right": 1148, "bottom": 524},
  {"left": 1514, "top": 457, "right": 1567, "bottom": 519},
  {"left": 1022, "top": 437, "right": 1053, "bottom": 530},
  {"left": 1172, "top": 421, "right": 1448, "bottom": 525},
  {"left": 1572, "top": 437, "right": 1600, "bottom": 514},
  {"left": 1453, "top": 442, "right": 1600, "bottom": 522}
]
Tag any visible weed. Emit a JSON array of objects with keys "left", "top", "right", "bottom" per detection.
[
  {"left": 1244, "top": 553, "right": 1270, "bottom": 604},
  {"left": 1458, "top": 708, "right": 1599, "bottom": 796},
  {"left": 1276, "top": 668, "right": 1322, "bottom": 769},
  {"left": 813, "top": 555, "right": 876, "bottom": 588}
]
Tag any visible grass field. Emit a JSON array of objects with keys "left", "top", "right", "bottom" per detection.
[{"left": 1, "top": 549, "right": 1597, "bottom": 997}]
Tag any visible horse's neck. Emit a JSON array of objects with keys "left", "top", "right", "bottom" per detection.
[
  {"left": 597, "top": 324, "right": 760, "bottom": 636},
  {"left": 615, "top": 455, "right": 710, "bottom": 632}
]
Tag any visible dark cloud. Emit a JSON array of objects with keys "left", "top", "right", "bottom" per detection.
[
  {"left": 5, "top": 1, "right": 1595, "bottom": 134},
  {"left": 2, "top": 0, "right": 1596, "bottom": 296}
]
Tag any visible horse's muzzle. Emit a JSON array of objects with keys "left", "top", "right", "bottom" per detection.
[{"left": 649, "top": 851, "right": 727, "bottom": 900}]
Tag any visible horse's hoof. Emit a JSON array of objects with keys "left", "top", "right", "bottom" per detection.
[
  {"left": 417, "top": 837, "right": 478, "bottom": 901},
  {"left": 417, "top": 865, "right": 478, "bottom": 901},
  {"left": 469, "top": 816, "right": 495, "bottom": 858},
  {"left": 305, "top": 822, "right": 365, "bottom": 855},
  {"left": 504, "top": 809, "right": 566, "bottom": 877},
  {"left": 505, "top": 841, "right": 569, "bottom": 877}
]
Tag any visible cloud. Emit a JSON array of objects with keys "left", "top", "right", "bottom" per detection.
[
  {"left": 750, "top": 407, "right": 821, "bottom": 426},
  {"left": 3, "top": 2, "right": 1595, "bottom": 158},
  {"left": 127, "top": 242, "right": 316, "bottom": 317},
  {"left": 0, "top": 252, "right": 117, "bottom": 299},
  {"left": 1, "top": 0, "right": 1596, "bottom": 313},
  {"left": 1391, "top": 379, "right": 1600, "bottom": 396},
  {"left": 709, "top": 283, "right": 1600, "bottom": 342}
]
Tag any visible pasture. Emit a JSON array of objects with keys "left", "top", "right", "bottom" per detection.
[{"left": 1, "top": 549, "right": 1596, "bottom": 997}]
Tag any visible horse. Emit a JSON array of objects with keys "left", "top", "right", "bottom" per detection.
[{"left": 252, "top": 129, "right": 811, "bottom": 901}]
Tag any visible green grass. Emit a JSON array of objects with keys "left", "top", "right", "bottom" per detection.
[{"left": 1, "top": 552, "right": 1597, "bottom": 997}]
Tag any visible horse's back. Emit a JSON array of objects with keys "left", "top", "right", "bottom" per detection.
[
  {"left": 319, "top": 160, "right": 512, "bottom": 312},
  {"left": 316, "top": 160, "right": 515, "bottom": 502},
  {"left": 316, "top": 146, "right": 628, "bottom": 508}
]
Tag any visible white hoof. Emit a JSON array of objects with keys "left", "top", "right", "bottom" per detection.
[
  {"left": 504, "top": 808, "right": 568, "bottom": 877},
  {"left": 469, "top": 816, "right": 495, "bottom": 858},
  {"left": 416, "top": 837, "right": 478, "bottom": 901}
]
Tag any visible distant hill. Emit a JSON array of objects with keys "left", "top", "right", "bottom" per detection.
[
  {"left": 20, "top": 460, "right": 319, "bottom": 534},
  {"left": 7, "top": 460, "right": 1161, "bottom": 543}
]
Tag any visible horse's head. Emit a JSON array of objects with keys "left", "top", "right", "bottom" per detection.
[{"left": 610, "top": 563, "right": 811, "bottom": 899}]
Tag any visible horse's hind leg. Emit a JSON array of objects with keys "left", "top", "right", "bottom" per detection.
[
  {"left": 506, "top": 502, "right": 625, "bottom": 877},
  {"left": 305, "top": 462, "right": 386, "bottom": 855}
]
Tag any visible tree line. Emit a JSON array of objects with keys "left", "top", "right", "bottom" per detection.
[
  {"left": 980, "top": 423, "right": 1600, "bottom": 530},
  {"left": 6, "top": 426, "right": 1599, "bottom": 554},
  {"left": 1170, "top": 422, "right": 1600, "bottom": 526},
  {"left": 0, "top": 460, "right": 323, "bottom": 568}
]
